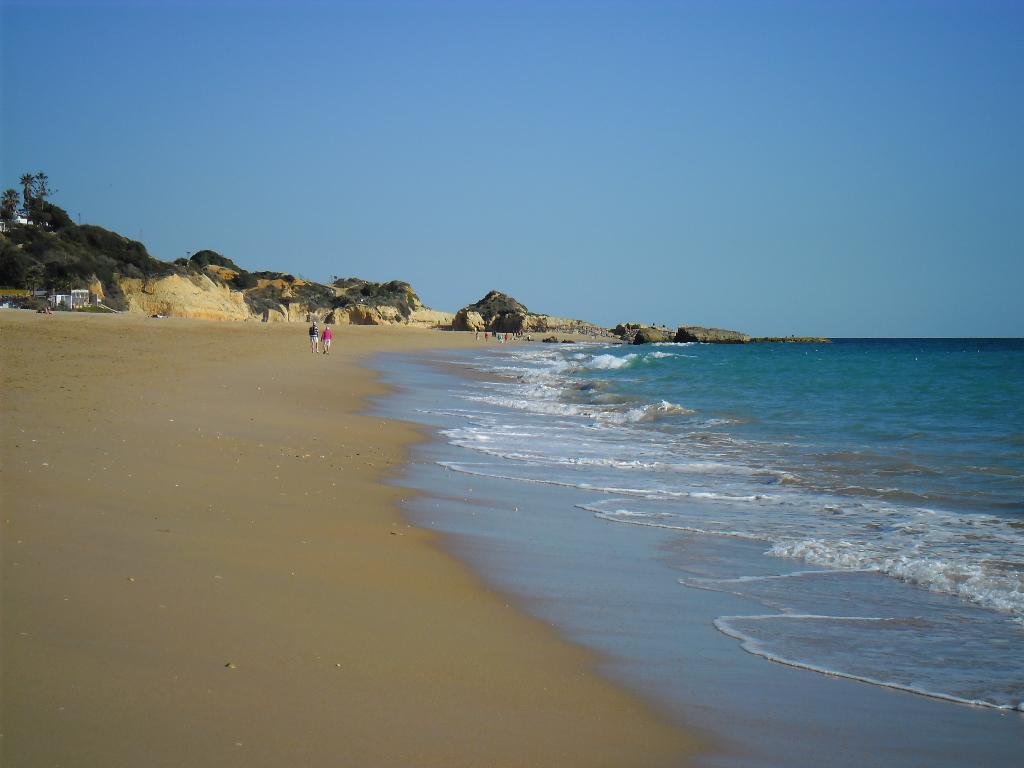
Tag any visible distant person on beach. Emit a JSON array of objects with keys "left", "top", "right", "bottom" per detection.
[
  {"left": 322, "top": 325, "right": 333, "bottom": 354},
  {"left": 309, "top": 322, "right": 320, "bottom": 354}
]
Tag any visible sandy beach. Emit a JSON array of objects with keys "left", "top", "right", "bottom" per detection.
[{"left": 0, "top": 311, "right": 695, "bottom": 767}]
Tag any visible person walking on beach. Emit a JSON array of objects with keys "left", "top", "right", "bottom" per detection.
[
  {"left": 309, "top": 321, "right": 320, "bottom": 354},
  {"left": 322, "top": 325, "right": 333, "bottom": 354}
]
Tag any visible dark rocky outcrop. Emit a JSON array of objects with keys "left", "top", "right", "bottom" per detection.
[
  {"left": 613, "top": 323, "right": 674, "bottom": 344},
  {"left": 674, "top": 326, "right": 751, "bottom": 344},
  {"left": 613, "top": 322, "right": 754, "bottom": 345}
]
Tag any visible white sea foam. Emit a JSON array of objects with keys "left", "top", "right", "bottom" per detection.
[
  {"left": 584, "top": 490, "right": 1024, "bottom": 623},
  {"left": 597, "top": 400, "right": 696, "bottom": 425},
  {"left": 687, "top": 491, "right": 778, "bottom": 502},
  {"left": 586, "top": 506, "right": 767, "bottom": 541},
  {"left": 681, "top": 569, "right": 875, "bottom": 588},
  {"left": 769, "top": 539, "right": 1024, "bottom": 620},
  {"left": 584, "top": 353, "right": 638, "bottom": 370}
]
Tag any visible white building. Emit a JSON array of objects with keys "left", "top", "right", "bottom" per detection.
[
  {"left": 49, "top": 293, "right": 73, "bottom": 309},
  {"left": 0, "top": 211, "right": 30, "bottom": 233},
  {"left": 48, "top": 289, "right": 93, "bottom": 310}
]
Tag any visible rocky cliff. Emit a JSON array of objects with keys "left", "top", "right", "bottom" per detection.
[
  {"left": 235, "top": 273, "right": 452, "bottom": 326},
  {"left": 0, "top": 201, "right": 453, "bottom": 325},
  {"left": 125, "top": 268, "right": 456, "bottom": 326}
]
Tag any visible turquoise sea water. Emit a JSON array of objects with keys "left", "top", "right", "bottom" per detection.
[{"left": 392, "top": 338, "right": 1024, "bottom": 712}]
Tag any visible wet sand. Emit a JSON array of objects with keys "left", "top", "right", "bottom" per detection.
[{"left": 0, "top": 311, "right": 695, "bottom": 767}]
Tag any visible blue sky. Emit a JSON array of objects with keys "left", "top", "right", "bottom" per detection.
[{"left": 2, "top": 0, "right": 1022, "bottom": 335}]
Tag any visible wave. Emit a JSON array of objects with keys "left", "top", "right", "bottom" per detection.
[
  {"left": 584, "top": 353, "right": 638, "bottom": 370},
  {"left": 587, "top": 506, "right": 768, "bottom": 541},
  {"left": 712, "top": 614, "right": 1024, "bottom": 711},
  {"left": 464, "top": 386, "right": 701, "bottom": 429},
  {"left": 439, "top": 459, "right": 790, "bottom": 506},
  {"left": 589, "top": 496, "right": 1024, "bottom": 623},
  {"left": 597, "top": 400, "right": 696, "bottom": 425},
  {"left": 769, "top": 538, "right": 1024, "bottom": 620},
  {"left": 681, "top": 569, "right": 876, "bottom": 589}
]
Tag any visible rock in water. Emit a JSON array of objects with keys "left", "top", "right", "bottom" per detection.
[
  {"left": 674, "top": 326, "right": 751, "bottom": 344},
  {"left": 632, "top": 327, "right": 675, "bottom": 344}
]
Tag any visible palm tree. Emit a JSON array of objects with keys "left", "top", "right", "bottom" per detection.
[
  {"left": 19, "top": 173, "right": 35, "bottom": 207},
  {"left": 1, "top": 189, "right": 19, "bottom": 224}
]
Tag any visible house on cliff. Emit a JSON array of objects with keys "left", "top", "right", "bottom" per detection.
[{"left": 0, "top": 211, "right": 30, "bottom": 233}]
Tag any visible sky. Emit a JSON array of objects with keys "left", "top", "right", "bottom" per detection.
[{"left": 2, "top": 0, "right": 1022, "bottom": 336}]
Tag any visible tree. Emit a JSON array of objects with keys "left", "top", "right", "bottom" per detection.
[
  {"left": 27, "top": 198, "right": 73, "bottom": 231},
  {"left": 34, "top": 172, "right": 52, "bottom": 201},
  {"left": 19, "top": 173, "right": 35, "bottom": 208},
  {"left": 1, "top": 188, "right": 19, "bottom": 224},
  {"left": 24, "top": 263, "right": 45, "bottom": 293}
]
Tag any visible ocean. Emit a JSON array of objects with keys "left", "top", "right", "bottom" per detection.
[{"left": 374, "top": 338, "right": 1024, "bottom": 765}]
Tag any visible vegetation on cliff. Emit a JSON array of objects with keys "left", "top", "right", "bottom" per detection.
[
  {"left": 0, "top": 174, "right": 430, "bottom": 321},
  {"left": 465, "top": 290, "right": 529, "bottom": 324},
  {"left": 331, "top": 278, "right": 423, "bottom": 319},
  {"left": 0, "top": 195, "right": 172, "bottom": 309}
]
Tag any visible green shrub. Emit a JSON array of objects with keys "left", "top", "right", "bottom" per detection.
[
  {"left": 231, "top": 270, "right": 257, "bottom": 290},
  {"left": 189, "top": 249, "right": 245, "bottom": 272}
]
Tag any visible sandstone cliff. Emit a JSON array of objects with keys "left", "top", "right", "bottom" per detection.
[
  {"left": 118, "top": 273, "right": 252, "bottom": 321},
  {"left": 116, "top": 265, "right": 453, "bottom": 326}
]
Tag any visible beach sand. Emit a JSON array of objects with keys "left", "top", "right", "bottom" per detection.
[{"left": 0, "top": 312, "right": 695, "bottom": 767}]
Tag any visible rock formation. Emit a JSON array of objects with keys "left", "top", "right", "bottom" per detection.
[
  {"left": 633, "top": 327, "right": 675, "bottom": 344},
  {"left": 674, "top": 326, "right": 751, "bottom": 344},
  {"left": 452, "top": 308, "right": 486, "bottom": 331},
  {"left": 455, "top": 291, "right": 611, "bottom": 336},
  {"left": 460, "top": 290, "right": 531, "bottom": 332},
  {"left": 613, "top": 323, "right": 675, "bottom": 344},
  {"left": 613, "top": 323, "right": 753, "bottom": 344}
]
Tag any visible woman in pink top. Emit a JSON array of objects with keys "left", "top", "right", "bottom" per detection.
[{"left": 321, "top": 325, "right": 333, "bottom": 354}]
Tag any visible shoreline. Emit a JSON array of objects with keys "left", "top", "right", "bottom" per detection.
[
  {"left": 0, "top": 312, "right": 697, "bottom": 767},
  {"left": 371, "top": 343, "right": 1024, "bottom": 768}
]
